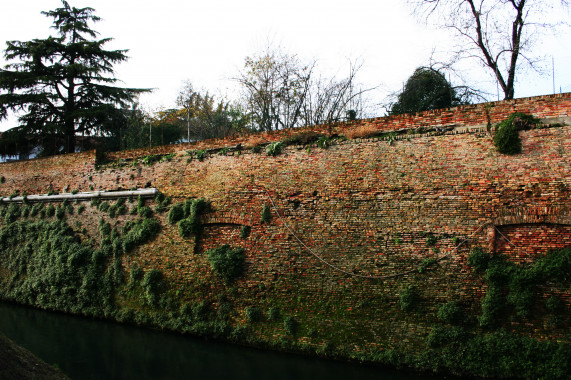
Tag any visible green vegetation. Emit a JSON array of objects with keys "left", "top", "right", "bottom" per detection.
[
  {"left": 169, "top": 198, "right": 208, "bottom": 239},
  {"left": 239, "top": 225, "right": 251, "bottom": 239},
  {"left": 399, "top": 285, "right": 419, "bottom": 312},
  {"left": 261, "top": 204, "right": 271, "bottom": 223},
  {"left": 155, "top": 193, "right": 171, "bottom": 214},
  {"left": 284, "top": 316, "right": 299, "bottom": 336},
  {"left": 425, "top": 233, "right": 437, "bottom": 247},
  {"left": 206, "top": 245, "right": 245, "bottom": 284},
  {"left": 178, "top": 218, "right": 200, "bottom": 238},
  {"left": 281, "top": 131, "right": 324, "bottom": 146},
  {"left": 245, "top": 306, "right": 264, "bottom": 323},
  {"left": 316, "top": 135, "right": 331, "bottom": 149},
  {"left": 415, "top": 327, "right": 570, "bottom": 379},
  {"left": 390, "top": 67, "right": 465, "bottom": 115},
  {"left": 141, "top": 269, "right": 165, "bottom": 306},
  {"left": 467, "top": 246, "right": 570, "bottom": 325},
  {"left": 267, "top": 307, "right": 281, "bottom": 322},
  {"left": 265, "top": 141, "right": 284, "bottom": 157},
  {"left": 0, "top": 1, "right": 146, "bottom": 156},
  {"left": 187, "top": 149, "right": 207, "bottom": 162},
  {"left": 494, "top": 117, "right": 522, "bottom": 154},
  {"left": 0, "top": 191, "right": 569, "bottom": 380},
  {"left": 437, "top": 301, "right": 463, "bottom": 325},
  {"left": 417, "top": 258, "right": 438, "bottom": 273},
  {"left": 0, "top": 197, "right": 166, "bottom": 320},
  {"left": 493, "top": 113, "right": 539, "bottom": 155}
]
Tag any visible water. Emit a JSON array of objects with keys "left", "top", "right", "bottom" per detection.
[{"left": 0, "top": 302, "right": 442, "bottom": 380}]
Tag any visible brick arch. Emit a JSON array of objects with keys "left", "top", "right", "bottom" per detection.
[
  {"left": 203, "top": 212, "right": 255, "bottom": 227},
  {"left": 494, "top": 206, "right": 571, "bottom": 226},
  {"left": 492, "top": 223, "right": 571, "bottom": 262},
  {"left": 489, "top": 206, "right": 571, "bottom": 262}
]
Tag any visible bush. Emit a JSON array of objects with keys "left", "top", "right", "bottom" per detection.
[
  {"left": 138, "top": 206, "right": 153, "bottom": 218},
  {"left": 45, "top": 204, "right": 55, "bottom": 217},
  {"left": 268, "top": 307, "right": 281, "bottom": 322},
  {"left": 4, "top": 204, "right": 20, "bottom": 224},
  {"left": 545, "top": 295, "right": 564, "bottom": 313},
  {"left": 281, "top": 131, "right": 324, "bottom": 146},
  {"left": 240, "top": 225, "right": 251, "bottom": 239},
  {"left": 493, "top": 112, "right": 538, "bottom": 155},
  {"left": 261, "top": 204, "right": 271, "bottom": 223},
  {"left": 478, "top": 286, "right": 504, "bottom": 328},
  {"left": 316, "top": 135, "right": 331, "bottom": 149},
  {"left": 206, "top": 245, "right": 245, "bottom": 284},
  {"left": 467, "top": 247, "right": 491, "bottom": 272},
  {"left": 195, "top": 150, "right": 207, "bottom": 161},
  {"left": 284, "top": 316, "right": 299, "bottom": 336},
  {"left": 437, "top": 301, "right": 463, "bottom": 325},
  {"left": 56, "top": 205, "right": 68, "bottom": 219},
  {"left": 245, "top": 306, "right": 264, "bottom": 323},
  {"left": 425, "top": 233, "right": 437, "bottom": 247},
  {"left": 190, "top": 198, "right": 208, "bottom": 218},
  {"left": 178, "top": 217, "right": 200, "bottom": 238},
  {"left": 122, "top": 218, "right": 161, "bottom": 253},
  {"left": 426, "top": 325, "right": 467, "bottom": 348},
  {"left": 168, "top": 204, "right": 184, "bottom": 225},
  {"left": 141, "top": 269, "right": 165, "bottom": 305},
  {"left": 99, "top": 219, "right": 112, "bottom": 237},
  {"left": 265, "top": 141, "right": 284, "bottom": 156},
  {"left": 30, "top": 203, "right": 43, "bottom": 217},
  {"left": 399, "top": 285, "right": 419, "bottom": 312},
  {"left": 98, "top": 201, "right": 110, "bottom": 213}
]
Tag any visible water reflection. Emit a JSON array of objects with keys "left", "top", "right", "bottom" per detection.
[{"left": 0, "top": 303, "right": 439, "bottom": 380}]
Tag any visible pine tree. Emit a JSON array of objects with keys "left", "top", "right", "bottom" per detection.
[{"left": 0, "top": 1, "right": 148, "bottom": 156}]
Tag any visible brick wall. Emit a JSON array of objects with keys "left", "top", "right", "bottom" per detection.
[{"left": 0, "top": 93, "right": 570, "bottom": 353}]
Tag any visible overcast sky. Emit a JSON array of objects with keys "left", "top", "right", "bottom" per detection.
[{"left": 1, "top": 0, "right": 570, "bottom": 131}]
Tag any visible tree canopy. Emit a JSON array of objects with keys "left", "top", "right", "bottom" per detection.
[
  {"left": 390, "top": 67, "right": 462, "bottom": 115},
  {"left": 0, "top": 0, "right": 147, "bottom": 156}
]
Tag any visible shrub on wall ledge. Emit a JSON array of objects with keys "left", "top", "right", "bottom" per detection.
[{"left": 493, "top": 113, "right": 539, "bottom": 155}]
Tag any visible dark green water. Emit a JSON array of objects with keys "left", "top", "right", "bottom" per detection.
[{"left": 0, "top": 302, "right": 445, "bottom": 380}]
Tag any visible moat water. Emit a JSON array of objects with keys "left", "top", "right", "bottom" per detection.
[{"left": 0, "top": 302, "right": 446, "bottom": 380}]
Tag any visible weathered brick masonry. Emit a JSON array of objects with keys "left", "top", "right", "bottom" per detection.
[{"left": 1, "top": 93, "right": 570, "bottom": 352}]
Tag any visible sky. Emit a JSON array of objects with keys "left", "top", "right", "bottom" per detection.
[{"left": 1, "top": 0, "right": 570, "bottom": 131}]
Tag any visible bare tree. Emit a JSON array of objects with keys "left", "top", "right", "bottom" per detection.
[
  {"left": 236, "top": 49, "right": 314, "bottom": 131},
  {"left": 236, "top": 47, "right": 375, "bottom": 131},
  {"left": 303, "top": 60, "right": 372, "bottom": 125},
  {"left": 411, "top": 0, "right": 569, "bottom": 100}
]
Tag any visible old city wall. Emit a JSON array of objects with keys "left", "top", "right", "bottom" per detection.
[{"left": 0, "top": 93, "right": 570, "bottom": 375}]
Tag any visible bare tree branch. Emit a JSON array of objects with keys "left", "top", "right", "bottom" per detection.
[{"left": 409, "top": 0, "right": 569, "bottom": 99}]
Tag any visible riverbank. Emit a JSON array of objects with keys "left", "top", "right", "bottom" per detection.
[{"left": 0, "top": 333, "right": 69, "bottom": 380}]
